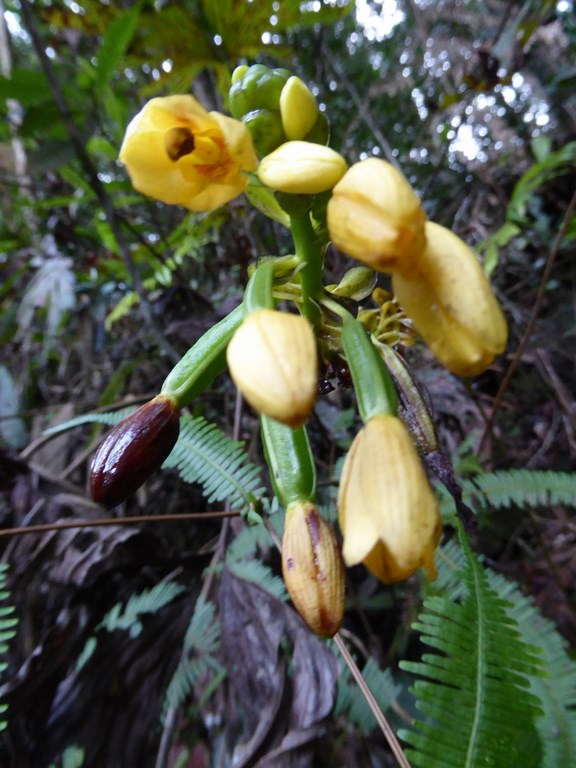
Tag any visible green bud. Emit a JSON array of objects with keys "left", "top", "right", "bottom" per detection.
[
  {"left": 242, "top": 108, "right": 286, "bottom": 156},
  {"left": 304, "top": 112, "right": 330, "bottom": 145},
  {"left": 229, "top": 64, "right": 291, "bottom": 120}
]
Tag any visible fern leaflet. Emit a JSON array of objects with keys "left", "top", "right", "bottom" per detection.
[
  {"left": 399, "top": 524, "right": 544, "bottom": 768},
  {"left": 99, "top": 581, "right": 186, "bottom": 638},
  {"left": 162, "top": 596, "right": 224, "bottom": 721},
  {"left": 434, "top": 536, "right": 576, "bottom": 767},
  {"left": 334, "top": 656, "right": 401, "bottom": 732},
  {"left": 462, "top": 470, "right": 576, "bottom": 512},
  {"left": 163, "top": 413, "right": 265, "bottom": 513},
  {"left": 0, "top": 564, "right": 17, "bottom": 732}
]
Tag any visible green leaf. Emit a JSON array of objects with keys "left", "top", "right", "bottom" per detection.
[
  {"left": 0, "top": 68, "right": 52, "bottom": 106},
  {"left": 399, "top": 525, "right": 544, "bottom": 768},
  {"left": 95, "top": 5, "right": 141, "bottom": 85}
]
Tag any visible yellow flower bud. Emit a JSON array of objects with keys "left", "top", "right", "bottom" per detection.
[
  {"left": 338, "top": 414, "right": 441, "bottom": 584},
  {"left": 258, "top": 141, "right": 348, "bottom": 195},
  {"left": 119, "top": 96, "right": 258, "bottom": 212},
  {"left": 279, "top": 76, "right": 319, "bottom": 141},
  {"left": 327, "top": 158, "right": 426, "bottom": 271},
  {"left": 392, "top": 221, "right": 508, "bottom": 377},
  {"left": 226, "top": 309, "right": 318, "bottom": 427},
  {"left": 282, "top": 501, "right": 345, "bottom": 637}
]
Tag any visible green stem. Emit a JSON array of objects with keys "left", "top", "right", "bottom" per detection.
[{"left": 289, "top": 214, "right": 323, "bottom": 329}]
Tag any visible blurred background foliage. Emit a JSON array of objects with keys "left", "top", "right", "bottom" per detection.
[{"left": 0, "top": 1, "right": 575, "bottom": 767}]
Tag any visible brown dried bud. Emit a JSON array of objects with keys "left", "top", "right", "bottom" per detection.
[
  {"left": 282, "top": 501, "right": 345, "bottom": 637},
  {"left": 90, "top": 395, "right": 180, "bottom": 508}
]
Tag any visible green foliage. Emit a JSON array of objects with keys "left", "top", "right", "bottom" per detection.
[
  {"left": 0, "top": 565, "right": 17, "bottom": 732},
  {"left": 432, "top": 537, "right": 576, "bottom": 768},
  {"left": 478, "top": 141, "right": 576, "bottom": 273},
  {"left": 399, "top": 525, "right": 544, "bottom": 768},
  {"left": 163, "top": 413, "right": 266, "bottom": 514},
  {"left": 98, "top": 581, "right": 186, "bottom": 639},
  {"left": 95, "top": 6, "right": 141, "bottom": 86},
  {"left": 162, "top": 596, "right": 225, "bottom": 721},
  {"left": 461, "top": 469, "right": 576, "bottom": 514},
  {"left": 335, "top": 657, "right": 402, "bottom": 732}
]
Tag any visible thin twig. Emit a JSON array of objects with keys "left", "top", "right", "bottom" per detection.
[
  {"left": 333, "top": 633, "right": 413, "bottom": 768},
  {"left": 0, "top": 510, "right": 240, "bottom": 539},
  {"left": 479, "top": 189, "right": 576, "bottom": 451}
]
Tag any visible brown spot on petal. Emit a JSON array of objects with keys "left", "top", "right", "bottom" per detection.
[{"left": 164, "top": 127, "right": 195, "bottom": 161}]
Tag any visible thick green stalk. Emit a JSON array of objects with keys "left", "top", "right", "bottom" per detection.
[{"left": 289, "top": 213, "right": 323, "bottom": 329}]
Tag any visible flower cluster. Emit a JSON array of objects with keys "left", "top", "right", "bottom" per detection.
[{"left": 96, "top": 64, "right": 510, "bottom": 636}]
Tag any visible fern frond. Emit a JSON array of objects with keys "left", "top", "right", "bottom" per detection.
[
  {"left": 433, "top": 540, "right": 576, "bottom": 768},
  {"left": 162, "top": 596, "right": 224, "bottom": 721},
  {"left": 98, "top": 581, "right": 185, "bottom": 638},
  {"left": 0, "top": 564, "right": 17, "bottom": 732},
  {"left": 435, "top": 537, "right": 576, "bottom": 767},
  {"left": 335, "top": 657, "right": 401, "bottom": 732},
  {"left": 163, "top": 414, "right": 265, "bottom": 513},
  {"left": 44, "top": 406, "right": 137, "bottom": 434},
  {"left": 486, "top": 570, "right": 576, "bottom": 767},
  {"left": 399, "top": 525, "right": 544, "bottom": 768},
  {"left": 462, "top": 470, "right": 576, "bottom": 512},
  {"left": 225, "top": 508, "right": 284, "bottom": 562},
  {"left": 226, "top": 559, "right": 287, "bottom": 601}
]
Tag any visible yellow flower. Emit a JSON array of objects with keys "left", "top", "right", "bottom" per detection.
[
  {"left": 226, "top": 309, "right": 318, "bottom": 427},
  {"left": 119, "top": 95, "right": 258, "bottom": 212},
  {"left": 338, "top": 414, "right": 441, "bottom": 584},
  {"left": 258, "top": 141, "right": 348, "bottom": 195},
  {"left": 392, "top": 221, "right": 508, "bottom": 377},
  {"left": 282, "top": 501, "right": 345, "bottom": 637},
  {"left": 327, "top": 158, "right": 426, "bottom": 271}
]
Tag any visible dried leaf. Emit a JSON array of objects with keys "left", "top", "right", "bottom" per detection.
[{"left": 220, "top": 568, "right": 338, "bottom": 768}]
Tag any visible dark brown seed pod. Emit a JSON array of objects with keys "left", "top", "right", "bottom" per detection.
[{"left": 90, "top": 395, "right": 180, "bottom": 508}]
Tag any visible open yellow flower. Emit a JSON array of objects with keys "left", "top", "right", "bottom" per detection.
[
  {"left": 338, "top": 414, "right": 441, "bottom": 584},
  {"left": 392, "top": 222, "right": 508, "bottom": 377},
  {"left": 119, "top": 95, "right": 258, "bottom": 211}
]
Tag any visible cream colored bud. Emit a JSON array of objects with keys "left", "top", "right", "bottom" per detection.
[
  {"left": 392, "top": 221, "right": 508, "bottom": 377},
  {"left": 282, "top": 501, "right": 345, "bottom": 637},
  {"left": 279, "top": 76, "right": 319, "bottom": 141},
  {"left": 226, "top": 309, "right": 318, "bottom": 427},
  {"left": 338, "top": 414, "right": 441, "bottom": 584},
  {"left": 258, "top": 141, "right": 348, "bottom": 195},
  {"left": 327, "top": 158, "right": 426, "bottom": 271}
]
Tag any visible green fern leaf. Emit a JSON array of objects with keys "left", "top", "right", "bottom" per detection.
[
  {"left": 335, "top": 657, "right": 401, "bottom": 732},
  {"left": 99, "top": 581, "right": 185, "bottom": 638},
  {"left": 162, "top": 596, "right": 224, "bottom": 721},
  {"left": 44, "top": 406, "right": 137, "bottom": 434},
  {"left": 486, "top": 571, "right": 576, "bottom": 767},
  {"left": 163, "top": 414, "right": 265, "bottom": 513},
  {"left": 0, "top": 565, "right": 17, "bottom": 732},
  {"left": 227, "top": 559, "right": 287, "bottom": 601},
  {"left": 434, "top": 537, "right": 576, "bottom": 768},
  {"left": 399, "top": 525, "right": 544, "bottom": 768},
  {"left": 462, "top": 470, "right": 576, "bottom": 512}
]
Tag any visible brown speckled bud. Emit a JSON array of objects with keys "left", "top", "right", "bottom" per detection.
[
  {"left": 282, "top": 501, "right": 345, "bottom": 637},
  {"left": 90, "top": 395, "right": 180, "bottom": 508}
]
